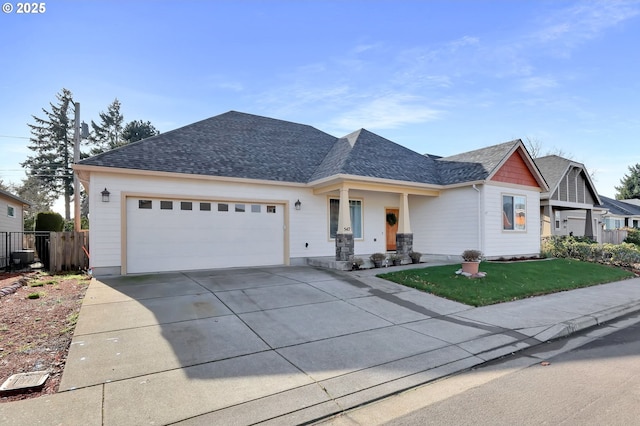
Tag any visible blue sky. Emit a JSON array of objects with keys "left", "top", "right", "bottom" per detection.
[{"left": 1, "top": 0, "right": 639, "bottom": 207}]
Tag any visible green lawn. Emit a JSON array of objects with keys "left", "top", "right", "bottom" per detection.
[{"left": 378, "top": 258, "right": 635, "bottom": 307}]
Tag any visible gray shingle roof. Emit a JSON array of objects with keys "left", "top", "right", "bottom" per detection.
[
  {"left": 0, "top": 188, "right": 31, "bottom": 206},
  {"left": 534, "top": 155, "right": 600, "bottom": 204},
  {"left": 533, "top": 155, "right": 571, "bottom": 191},
  {"left": 434, "top": 140, "right": 521, "bottom": 184},
  {"left": 78, "top": 111, "right": 338, "bottom": 183},
  {"left": 310, "top": 129, "right": 441, "bottom": 184},
  {"left": 598, "top": 195, "right": 640, "bottom": 216},
  {"left": 78, "top": 111, "right": 539, "bottom": 188}
]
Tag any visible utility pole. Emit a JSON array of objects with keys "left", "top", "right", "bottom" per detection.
[{"left": 73, "top": 102, "right": 81, "bottom": 231}]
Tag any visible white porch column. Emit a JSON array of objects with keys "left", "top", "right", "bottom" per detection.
[
  {"left": 335, "top": 186, "right": 354, "bottom": 262},
  {"left": 398, "top": 193, "right": 411, "bottom": 233},
  {"left": 337, "top": 187, "right": 352, "bottom": 235},
  {"left": 396, "top": 192, "right": 413, "bottom": 258}
]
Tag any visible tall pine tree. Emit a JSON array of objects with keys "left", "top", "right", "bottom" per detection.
[
  {"left": 89, "top": 98, "right": 125, "bottom": 155},
  {"left": 21, "top": 88, "right": 77, "bottom": 220},
  {"left": 122, "top": 119, "right": 159, "bottom": 143},
  {"left": 615, "top": 164, "right": 640, "bottom": 200}
]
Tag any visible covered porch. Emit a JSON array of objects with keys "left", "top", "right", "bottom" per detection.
[
  {"left": 540, "top": 201, "right": 603, "bottom": 242},
  {"left": 311, "top": 177, "right": 440, "bottom": 268}
]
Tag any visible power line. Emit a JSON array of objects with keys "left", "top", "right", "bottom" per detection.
[{"left": 0, "top": 135, "right": 30, "bottom": 140}]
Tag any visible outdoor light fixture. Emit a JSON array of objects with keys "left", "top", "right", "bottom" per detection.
[
  {"left": 294, "top": 199, "right": 302, "bottom": 210},
  {"left": 101, "top": 188, "right": 110, "bottom": 202}
]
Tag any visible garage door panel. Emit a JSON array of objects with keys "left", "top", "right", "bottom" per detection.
[{"left": 126, "top": 198, "right": 284, "bottom": 274}]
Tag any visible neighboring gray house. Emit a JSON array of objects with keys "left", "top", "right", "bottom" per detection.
[
  {"left": 534, "top": 155, "right": 602, "bottom": 241},
  {"left": 598, "top": 196, "right": 640, "bottom": 230}
]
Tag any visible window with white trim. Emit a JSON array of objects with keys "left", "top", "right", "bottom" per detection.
[
  {"left": 329, "top": 198, "right": 363, "bottom": 238},
  {"left": 7, "top": 205, "right": 15, "bottom": 218},
  {"left": 502, "top": 194, "right": 526, "bottom": 231}
]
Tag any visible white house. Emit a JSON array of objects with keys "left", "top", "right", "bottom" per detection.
[
  {"left": 75, "top": 111, "right": 548, "bottom": 276},
  {"left": 0, "top": 188, "right": 31, "bottom": 268}
]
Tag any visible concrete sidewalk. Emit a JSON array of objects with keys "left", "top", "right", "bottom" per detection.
[{"left": 1, "top": 264, "right": 640, "bottom": 425}]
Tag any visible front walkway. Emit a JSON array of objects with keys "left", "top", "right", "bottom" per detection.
[{"left": 2, "top": 266, "right": 640, "bottom": 425}]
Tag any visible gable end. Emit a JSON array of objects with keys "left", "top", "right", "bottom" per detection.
[{"left": 490, "top": 150, "right": 539, "bottom": 188}]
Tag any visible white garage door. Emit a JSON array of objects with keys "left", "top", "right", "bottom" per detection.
[{"left": 126, "top": 197, "right": 285, "bottom": 274}]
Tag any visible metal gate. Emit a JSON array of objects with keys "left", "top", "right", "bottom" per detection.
[{"left": 1, "top": 231, "right": 51, "bottom": 271}]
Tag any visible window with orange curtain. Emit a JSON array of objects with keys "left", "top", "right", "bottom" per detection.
[{"left": 503, "top": 195, "right": 526, "bottom": 231}]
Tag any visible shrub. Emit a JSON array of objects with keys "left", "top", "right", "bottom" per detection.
[
  {"left": 370, "top": 253, "right": 387, "bottom": 262},
  {"left": 542, "top": 235, "right": 640, "bottom": 267},
  {"left": 606, "top": 243, "right": 640, "bottom": 267},
  {"left": 624, "top": 228, "right": 640, "bottom": 247},
  {"left": 35, "top": 212, "right": 64, "bottom": 232}
]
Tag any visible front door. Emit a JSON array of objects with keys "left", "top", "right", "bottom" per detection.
[{"left": 386, "top": 208, "right": 399, "bottom": 251}]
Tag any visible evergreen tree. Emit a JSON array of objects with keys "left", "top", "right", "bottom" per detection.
[
  {"left": 122, "top": 120, "right": 160, "bottom": 143},
  {"left": 615, "top": 164, "right": 640, "bottom": 200},
  {"left": 21, "top": 88, "right": 77, "bottom": 220},
  {"left": 89, "top": 98, "right": 125, "bottom": 155}
]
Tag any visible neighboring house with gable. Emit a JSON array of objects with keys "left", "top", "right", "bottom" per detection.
[
  {"left": 0, "top": 188, "right": 31, "bottom": 268},
  {"left": 534, "top": 155, "right": 603, "bottom": 242},
  {"left": 74, "top": 111, "right": 548, "bottom": 276}
]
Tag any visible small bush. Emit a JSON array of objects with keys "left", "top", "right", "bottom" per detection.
[
  {"left": 624, "top": 228, "right": 640, "bottom": 247},
  {"left": 370, "top": 253, "right": 387, "bottom": 262},
  {"left": 27, "top": 292, "right": 42, "bottom": 299},
  {"left": 542, "top": 235, "right": 640, "bottom": 267},
  {"left": 462, "top": 250, "right": 482, "bottom": 261},
  {"left": 35, "top": 212, "right": 64, "bottom": 232}
]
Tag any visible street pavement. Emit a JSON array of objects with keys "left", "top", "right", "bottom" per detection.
[
  {"left": 322, "top": 312, "right": 640, "bottom": 425},
  {"left": 1, "top": 263, "right": 640, "bottom": 425}
]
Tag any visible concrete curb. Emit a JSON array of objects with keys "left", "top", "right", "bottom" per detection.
[
  {"left": 539, "top": 300, "right": 640, "bottom": 342},
  {"left": 305, "top": 297, "right": 640, "bottom": 425}
]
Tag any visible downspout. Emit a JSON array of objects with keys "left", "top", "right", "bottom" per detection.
[{"left": 473, "top": 184, "right": 482, "bottom": 253}]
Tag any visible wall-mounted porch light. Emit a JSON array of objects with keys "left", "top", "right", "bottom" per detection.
[
  {"left": 294, "top": 199, "right": 302, "bottom": 210},
  {"left": 101, "top": 188, "right": 111, "bottom": 202}
]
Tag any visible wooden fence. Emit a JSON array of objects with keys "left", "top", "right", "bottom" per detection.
[
  {"left": 602, "top": 229, "right": 628, "bottom": 245},
  {"left": 48, "top": 231, "right": 90, "bottom": 272}
]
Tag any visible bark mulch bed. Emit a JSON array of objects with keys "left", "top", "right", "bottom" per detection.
[{"left": 0, "top": 271, "right": 90, "bottom": 402}]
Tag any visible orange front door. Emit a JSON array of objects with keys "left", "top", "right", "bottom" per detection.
[{"left": 386, "top": 208, "right": 399, "bottom": 251}]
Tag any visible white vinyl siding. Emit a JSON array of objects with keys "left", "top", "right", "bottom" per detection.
[
  {"left": 411, "top": 186, "right": 480, "bottom": 256},
  {"left": 483, "top": 184, "right": 540, "bottom": 258},
  {"left": 0, "top": 198, "right": 23, "bottom": 233}
]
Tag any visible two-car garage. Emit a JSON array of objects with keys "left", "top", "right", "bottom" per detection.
[{"left": 125, "top": 197, "right": 285, "bottom": 274}]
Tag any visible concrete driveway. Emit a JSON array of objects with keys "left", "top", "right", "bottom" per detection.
[
  {"left": 59, "top": 265, "right": 494, "bottom": 424},
  {"left": 52, "top": 265, "right": 640, "bottom": 425}
]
